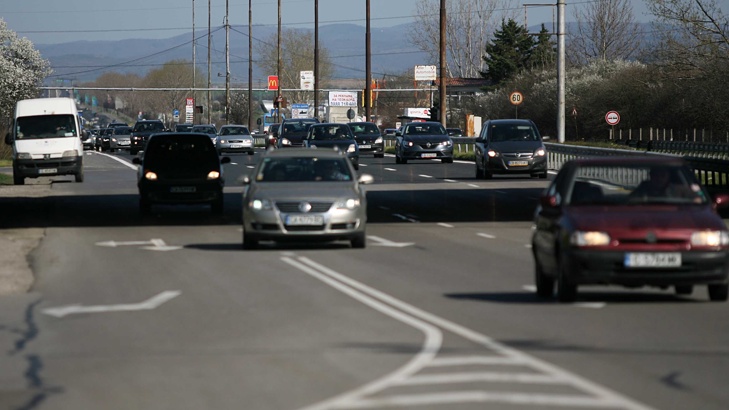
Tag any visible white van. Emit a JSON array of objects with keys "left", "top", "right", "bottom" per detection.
[{"left": 4, "top": 97, "right": 85, "bottom": 185}]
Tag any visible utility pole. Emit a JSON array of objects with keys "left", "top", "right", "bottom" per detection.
[
  {"left": 225, "top": 0, "right": 230, "bottom": 124},
  {"left": 557, "top": 0, "right": 566, "bottom": 143},
  {"left": 248, "top": 0, "right": 253, "bottom": 130},
  {"left": 276, "top": 0, "right": 282, "bottom": 123},
  {"left": 192, "top": 0, "right": 196, "bottom": 124},
  {"left": 314, "top": 0, "right": 319, "bottom": 120},
  {"left": 207, "top": 0, "right": 212, "bottom": 124},
  {"left": 439, "top": 0, "right": 447, "bottom": 126},
  {"left": 365, "top": 0, "right": 371, "bottom": 123}
]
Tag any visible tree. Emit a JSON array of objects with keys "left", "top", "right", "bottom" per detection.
[
  {"left": 0, "top": 19, "right": 52, "bottom": 124},
  {"left": 141, "top": 60, "right": 196, "bottom": 123},
  {"left": 480, "top": 19, "right": 536, "bottom": 85},
  {"left": 530, "top": 24, "right": 557, "bottom": 70},
  {"left": 255, "top": 29, "right": 334, "bottom": 108},
  {"left": 410, "top": 0, "right": 519, "bottom": 78},
  {"left": 568, "top": 0, "right": 643, "bottom": 65},
  {"left": 645, "top": 0, "right": 728, "bottom": 71}
]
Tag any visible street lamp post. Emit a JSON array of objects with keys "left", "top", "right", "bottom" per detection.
[
  {"left": 248, "top": 0, "right": 253, "bottom": 130},
  {"left": 225, "top": 0, "right": 230, "bottom": 124}
]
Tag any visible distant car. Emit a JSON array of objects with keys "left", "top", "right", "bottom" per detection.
[
  {"left": 447, "top": 128, "right": 464, "bottom": 137},
  {"left": 532, "top": 156, "right": 729, "bottom": 302},
  {"left": 107, "top": 122, "right": 128, "bottom": 129},
  {"left": 395, "top": 121, "right": 453, "bottom": 164},
  {"left": 383, "top": 128, "right": 398, "bottom": 137},
  {"left": 82, "top": 130, "right": 95, "bottom": 150},
  {"left": 96, "top": 128, "right": 113, "bottom": 151},
  {"left": 241, "top": 148, "right": 373, "bottom": 249},
  {"left": 304, "top": 123, "right": 360, "bottom": 169},
  {"left": 175, "top": 123, "right": 194, "bottom": 132},
  {"left": 276, "top": 118, "right": 319, "bottom": 148},
  {"left": 191, "top": 124, "right": 218, "bottom": 144},
  {"left": 265, "top": 122, "right": 280, "bottom": 150},
  {"left": 474, "top": 119, "right": 548, "bottom": 179},
  {"left": 108, "top": 126, "right": 132, "bottom": 152},
  {"left": 130, "top": 119, "right": 166, "bottom": 155},
  {"left": 132, "top": 132, "right": 230, "bottom": 215},
  {"left": 348, "top": 121, "right": 384, "bottom": 158},
  {"left": 216, "top": 124, "right": 254, "bottom": 155}
]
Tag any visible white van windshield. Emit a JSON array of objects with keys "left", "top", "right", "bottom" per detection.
[{"left": 16, "top": 115, "right": 78, "bottom": 139}]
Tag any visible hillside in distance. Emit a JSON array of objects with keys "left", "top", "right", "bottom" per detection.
[{"left": 37, "top": 23, "right": 430, "bottom": 86}]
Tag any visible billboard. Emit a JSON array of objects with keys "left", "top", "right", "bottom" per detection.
[{"left": 328, "top": 91, "right": 357, "bottom": 107}]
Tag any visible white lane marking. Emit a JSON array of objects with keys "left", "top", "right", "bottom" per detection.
[
  {"left": 283, "top": 257, "right": 443, "bottom": 410},
  {"left": 393, "top": 213, "right": 419, "bottom": 223},
  {"left": 367, "top": 236, "right": 414, "bottom": 248},
  {"left": 42, "top": 290, "right": 181, "bottom": 318},
  {"left": 384, "top": 168, "right": 397, "bottom": 172},
  {"left": 525, "top": 244, "right": 532, "bottom": 249},
  {"left": 477, "top": 233, "right": 496, "bottom": 239},
  {"left": 247, "top": 165, "right": 255, "bottom": 169},
  {"left": 94, "top": 151, "right": 137, "bottom": 170},
  {"left": 359, "top": 164, "right": 368, "bottom": 167},
  {"left": 444, "top": 179, "right": 458, "bottom": 183},
  {"left": 468, "top": 184, "right": 480, "bottom": 188},
  {"left": 396, "top": 371, "right": 566, "bottom": 385},
  {"left": 292, "top": 257, "right": 653, "bottom": 410},
  {"left": 343, "top": 391, "right": 629, "bottom": 408},
  {"left": 418, "top": 174, "right": 433, "bottom": 179},
  {"left": 438, "top": 223, "right": 454, "bottom": 228},
  {"left": 96, "top": 238, "right": 182, "bottom": 251}
]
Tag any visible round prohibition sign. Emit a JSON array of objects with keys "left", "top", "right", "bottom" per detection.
[
  {"left": 605, "top": 110, "right": 620, "bottom": 125},
  {"left": 509, "top": 91, "right": 524, "bottom": 106}
]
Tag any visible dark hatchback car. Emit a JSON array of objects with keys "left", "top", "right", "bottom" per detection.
[
  {"left": 395, "top": 121, "right": 453, "bottom": 164},
  {"left": 276, "top": 118, "right": 319, "bottom": 148},
  {"left": 532, "top": 157, "right": 729, "bottom": 302},
  {"left": 348, "top": 122, "right": 384, "bottom": 158},
  {"left": 474, "top": 119, "right": 547, "bottom": 179},
  {"left": 303, "top": 123, "right": 360, "bottom": 169},
  {"left": 132, "top": 133, "right": 230, "bottom": 215},
  {"left": 130, "top": 119, "right": 166, "bottom": 155}
]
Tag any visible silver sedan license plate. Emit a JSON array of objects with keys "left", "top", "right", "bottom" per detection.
[
  {"left": 625, "top": 252, "right": 681, "bottom": 267},
  {"left": 421, "top": 153, "right": 437, "bottom": 158},
  {"left": 286, "top": 214, "right": 324, "bottom": 226},
  {"left": 38, "top": 168, "right": 57, "bottom": 174}
]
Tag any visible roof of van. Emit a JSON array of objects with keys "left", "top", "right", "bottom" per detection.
[{"left": 15, "top": 97, "right": 78, "bottom": 117}]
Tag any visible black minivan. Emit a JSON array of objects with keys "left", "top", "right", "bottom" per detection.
[
  {"left": 474, "top": 119, "right": 548, "bottom": 179},
  {"left": 132, "top": 133, "right": 230, "bottom": 215}
]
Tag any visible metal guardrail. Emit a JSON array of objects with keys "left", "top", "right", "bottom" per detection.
[{"left": 385, "top": 136, "right": 728, "bottom": 191}]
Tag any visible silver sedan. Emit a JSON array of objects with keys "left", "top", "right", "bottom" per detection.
[
  {"left": 216, "top": 124, "right": 255, "bottom": 155},
  {"left": 241, "top": 148, "right": 373, "bottom": 249}
]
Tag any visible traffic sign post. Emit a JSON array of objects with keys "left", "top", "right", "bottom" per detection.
[
  {"left": 605, "top": 111, "right": 620, "bottom": 140},
  {"left": 509, "top": 91, "right": 523, "bottom": 118}
]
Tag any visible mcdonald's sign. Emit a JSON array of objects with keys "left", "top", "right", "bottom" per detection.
[{"left": 268, "top": 75, "right": 279, "bottom": 91}]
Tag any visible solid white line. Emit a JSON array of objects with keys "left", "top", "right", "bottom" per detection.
[
  {"left": 292, "top": 258, "right": 654, "bottom": 410},
  {"left": 429, "top": 356, "right": 522, "bottom": 366},
  {"left": 477, "top": 233, "right": 496, "bottom": 239},
  {"left": 94, "top": 151, "right": 137, "bottom": 170},
  {"left": 285, "top": 257, "right": 442, "bottom": 410},
  {"left": 339, "top": 391, "right": 622, "bottom": 409},
  {"left": 396, "top": 371, "right": 565, "bottom": 385}
]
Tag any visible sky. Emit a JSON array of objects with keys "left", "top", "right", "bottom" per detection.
[{"left": 1, "top": 0, "right": 656, "bottom": 45}]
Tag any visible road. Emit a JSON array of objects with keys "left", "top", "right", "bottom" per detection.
[{"left": 1, "top": 149, "right": 728, "bottom": 410}]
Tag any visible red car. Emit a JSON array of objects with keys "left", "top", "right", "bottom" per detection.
[{"left": 532, "top": 157, "right": 729, "bottom": 302}]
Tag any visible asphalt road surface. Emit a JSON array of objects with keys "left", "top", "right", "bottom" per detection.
[{"left": 1, "top": 149, "right": 728, "bottom": 410}]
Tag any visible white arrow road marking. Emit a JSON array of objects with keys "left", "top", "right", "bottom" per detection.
[
  {"left": 42, "top": 290, "right": 182, "bottom": 318},
  {"left": 95, "top": 238, "right": 182, "bottom": 251},
  {"left": 367, "top": 235, "right": 415, "bottom": 248}
]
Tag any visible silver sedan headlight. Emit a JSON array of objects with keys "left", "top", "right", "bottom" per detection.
[
  {"left": 335, "top": 198, "right": 360, "bottom": 210},
  {"left": 250, "top": 199, "right": 273, "bottom": 211}
]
